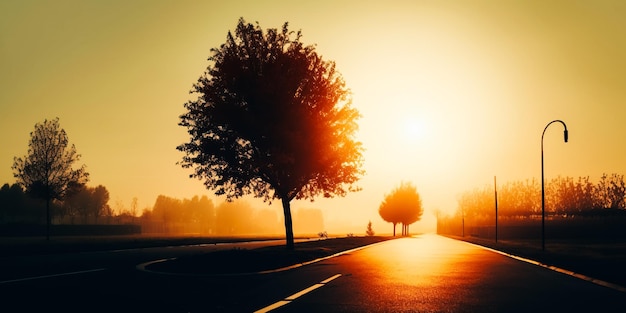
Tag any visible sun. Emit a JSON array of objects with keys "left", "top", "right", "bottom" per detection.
[
  {"left": 405, "top": 120, "right": 423, "bottom": 137},
  {"left": 401, "top": 117, "right": 427, "bottom": 143}
]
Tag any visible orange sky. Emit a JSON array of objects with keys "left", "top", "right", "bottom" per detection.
[{"left": 1, "top": 0, "right": 625, "bottom": 234}]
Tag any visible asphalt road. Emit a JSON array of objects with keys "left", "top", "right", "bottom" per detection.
[{"left": 1, "top": 234, "right": 624, "bottom": 313}]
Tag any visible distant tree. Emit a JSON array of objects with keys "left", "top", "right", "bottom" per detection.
[
  {"left": 574, "top": 176, "right": 599, "bottom": 212},
  {"left": 12, "top": 118, "right": 89, "bottom": 239},
  {"left": 62, "top": 185, "right": 110, "bottom": 224},
  {"left": 0, "top": 183, "right": 44, "bottom": 224},
  {"left": 293, "top": 208, "right": 324, "bottom": 235},
  {"left": 215, "top": 200, "right": 255, "bottom": 235},
  {"left": 177, "top": 18, "right": 364, "bottom": 249},
  {"left": 0, "top": 184, "right": 15, "bottom": 223},
  {"left": 379, "top": 181, "right": 423, "bottom": 236},
  {"left": 62, "top": 185, "right": 90, "bottom": 224},
  {"left": 101, "top": 199, "right": 114, "bottom": 224},
  {"left": 140, "top": 194, "right": 216, "bottom": 234},
  {"left": 130, "top": 197, "right": 139, "bottom": 219},
  {"left": 254, "top": 208, "right": 281, "bottom": 235},
  {"left": 597, "top": 173, "right": 626, "bottom": 209},
  {"left": 399, "top": 183, "right": 423, "bottom": 236},
  {"left": 90, "top": 185, "right": 110, "bottom": 223},
  {"left": 182, "top": 195, "right": 215, "bottom": 234},
  {"left": 452, "top": 174, "right": 626, "bottom": 223},
  {"left": 365, "top": 220, "right": 375, "bottom": 236},
  {"left": 379, "top": 195, "right": 401, "bottom": 237},
  {"left": 151, "top": 195, "right": 183, "bottom": 233},
  {"left": 195, "top": 195, "right": 215, "bottom": 234}
]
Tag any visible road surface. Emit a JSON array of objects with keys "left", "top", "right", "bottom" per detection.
[{"left": 1, "top": 234, "right": 624, "bottom": 312}]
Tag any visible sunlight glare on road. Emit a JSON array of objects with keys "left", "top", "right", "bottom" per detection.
[
  {"left": 332, "top": 234, "right": 501, "bottom": 312},
  {"left": 359, "top": 235, "right": 481, "bottom": 286}
]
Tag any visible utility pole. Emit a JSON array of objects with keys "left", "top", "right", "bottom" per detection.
[
  {"left": 494, "top": 176, "right": 498, "bottom": 243},
  {"left": 461, "top": 206, "right": 465, "bottom": 237}
]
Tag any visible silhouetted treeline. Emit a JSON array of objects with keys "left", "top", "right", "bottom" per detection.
[
  {"left": 0, "top": 183, "right": 46, "bottom": 224},
  {"left": 0, "top": 183, "right": 113, "bottom": 225},
  {"left": 455, "top": 173, "right": 626, "bottom": 219},
  {"left": 438, "top": 173, "right": 626, "bottom": 241},
  {"left": 140, "top": 195, "right": 215, "bottom": 234},
  {"left": 1, "top": 183, "right": 326, "bottom": 236},
  {"left": 61, "top": 185, "right": 112, "bottom": 224},
  {"left": 139, "top": 195, "right": 325, "bottom": 236}
]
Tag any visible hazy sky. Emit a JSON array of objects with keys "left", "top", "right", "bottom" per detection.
[{"left": 2, "top": 0, "right": 625, "bottom": 234}]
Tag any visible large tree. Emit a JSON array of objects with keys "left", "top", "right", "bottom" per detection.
[
  {"left": 177, "top": 18, "right": 363, "bottom": 249},
  {"left": 12, "top": 117, "right": 89, "bottom": 239},
  {"left": 379, "top": 181, "right": 423, "bottom": 236}
]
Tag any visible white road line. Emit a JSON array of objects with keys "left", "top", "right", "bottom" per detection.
[
  {"left": 320, "top": 273, "right": 342, "bottom": 283},
  {"left": 285, "top": 284, "right": 324, "bottom": 301},
  {"left": 0, "top": 268, "right": 106, "bottom": 284},
  {"left": 254, "top": 300, "right": 290, "bottom": 313},
  {"left": 254, "top": 273, "right": 342, "bottom": 313},
  {"left": 465, "top": 241, "right": 626, "bottom": 293}
]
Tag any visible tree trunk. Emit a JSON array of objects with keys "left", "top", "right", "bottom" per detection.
[
  {"left": 46, "top": 197, "right": 50, "bottom": 241},
  {"left": 281, "top": 197, "right": 295, "bottom": 250},
  {"left": 392, "top": 222, "right": 396, "bottom": 237}
]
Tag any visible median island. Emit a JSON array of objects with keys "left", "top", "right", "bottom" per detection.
[{"left": 143, "top": 236, "right": 396, "bottom": 275}]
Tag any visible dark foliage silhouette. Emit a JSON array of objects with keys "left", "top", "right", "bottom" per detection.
[
  {"left": 0, "top": 183, "right": 45, "bottom": 224},
  {"left": 177, "top": 18, "right": 364, "bottom": 249},
  {"left": 12, "top": 118, "right": 89, "bottom": 239},
  {"left": 62, "top": 185, "right": 110, "bottom": 224},
  {"left": 439, "top": 174, "right": 626, "bottom": 241},
  {"left": 455, "top": 174, "right": 626, "bottom": 220}
]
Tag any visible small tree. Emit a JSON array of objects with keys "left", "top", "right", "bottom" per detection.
[
  {"left": 177, "top": 18, "right": 364, "bottom": 249},
  {"left": 366, "top": 220, "right": 375, "bottom": 236},
  {"left": 379, "top": 181, "right": 423, "bottom": 236},
  {"left": 12, "top": 118, "right": 89, "bottom": 239}
]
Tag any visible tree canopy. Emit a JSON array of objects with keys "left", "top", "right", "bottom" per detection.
[
  {"left": 12, "top": 117, "right": 89, "bottom": 239},
  {"left": 379, "top": 181, "right": 423, "bottom": 236},
  {"left": 177, "top": 18, "right": 363, "bottom": 249}
]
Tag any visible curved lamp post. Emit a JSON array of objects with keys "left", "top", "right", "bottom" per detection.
[{"left": 541, "top": 120, "right": 568, "bottom": 251}]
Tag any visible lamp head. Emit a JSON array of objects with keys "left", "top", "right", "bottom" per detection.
[{"left": 564, "top": 129, "right": 568, "bottom": 143}]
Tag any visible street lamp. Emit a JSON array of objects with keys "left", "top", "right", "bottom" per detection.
[{"left": 541, "top": 120, "right": 568, "bottom": 251}]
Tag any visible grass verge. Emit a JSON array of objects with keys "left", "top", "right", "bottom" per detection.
[
  {"left": 447, "top": 235, "right": 626, "bottom": 289},
  {"left": 144, "top": 236, "right": 396, "bottom": 275},
  {"left": 0, "top": 235, "right": 287, "bottom": 257}
]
